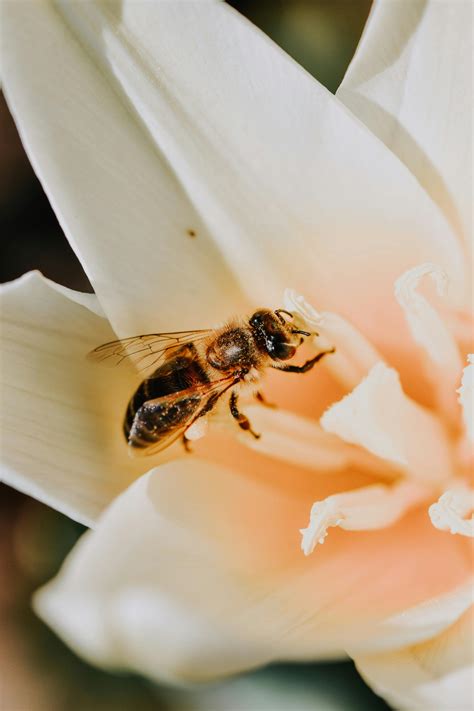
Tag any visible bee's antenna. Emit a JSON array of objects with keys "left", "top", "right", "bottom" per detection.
[{"left": 274, "top": 309, "right": 294, "bottom": 324}]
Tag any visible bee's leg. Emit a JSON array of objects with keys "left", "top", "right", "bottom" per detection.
[
  {"left": 230, "top": 392, "right": 261, "bottom": 439},
  {"left": 182, "top": 433, "right": 192, "bottom": 453},
  {"left": 272, "top": 348, "right": 335, "bottom": 373},
  {"left": 254, "top": 390, "right": 276, "bottom": 408}
]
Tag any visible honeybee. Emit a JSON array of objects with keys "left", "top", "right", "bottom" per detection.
[{"left": 88, "top": 309, "right": 334, "bottom": 456}]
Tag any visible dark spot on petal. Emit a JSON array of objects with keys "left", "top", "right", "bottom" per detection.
[{"left": 186, "top": 229, "right": 196, "bottom": 238}]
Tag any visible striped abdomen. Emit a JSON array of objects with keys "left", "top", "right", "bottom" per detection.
[{"left": 123, "top": 345, "right": 209, "bottom": 449}]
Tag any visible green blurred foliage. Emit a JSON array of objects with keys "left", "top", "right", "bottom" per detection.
[{"left": 228, "top": 0, "right": 372, "bottom": 93}]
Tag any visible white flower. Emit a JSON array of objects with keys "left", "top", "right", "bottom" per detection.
[{"left": 1, "top": 1, "right": 472, "bottom": 709}]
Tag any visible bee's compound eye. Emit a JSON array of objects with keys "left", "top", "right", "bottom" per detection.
[{"left": 249, "top": 311, "right": 266, "bottom": 329}]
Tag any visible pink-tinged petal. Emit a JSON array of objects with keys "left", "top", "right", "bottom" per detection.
[
  {"left": 349, "top": 578, "right": 474, "bottom": 655},
  {"left": 283, "top": 288, "right": 434, "bottom": 410},
  {"left": 1, "top": 1, "right": 466, "bottom": 341},
  {"left": 320, "top": 363, "right": 453, "bottom": 485},
  {"left": 338, "top": 0, "right": 473, "bottom": 261},
  {"left": 230, "top": 404, "right": 389, "bottom": 477},
  {"left": 0, "top": 272, "right": 143, "bottom": 526},
  {"left": 34, "top": 458, "right": 471, "bottom": 683},
  {"left": 354, "top": 604, "right": 474, "bottom": 710},
  {"left": 449, "top": 310, "right": 474, "bottom": 358}
]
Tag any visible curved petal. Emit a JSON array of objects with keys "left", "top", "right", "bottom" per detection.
[
  {"left": 349, "top": 577, "right": 474, "bottom": 656},
  {"left": 338, "top": 0, "right": 473, "bottom": 259},
  {"left": 354, "top": 604, "right": 474, "bottom": 710},
  {"left": 34, "top": 457, "right": 471, "bottom": 683},
  {"left": 42, "top": 280, "right": 107, "bottom": 319},
  {"left": 0, "top": 272, "right": 143, "bottom": 526},
  {"left": 1, "top": 0, "right": 466, "bottom": 342}
]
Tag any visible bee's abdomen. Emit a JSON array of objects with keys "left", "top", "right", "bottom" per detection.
[
  {"left": 123, "top": 384, "right": 150, "bottom": 444},
  {"left": 127, "top": 393, "right": 202, "bottom": 449},
  {"left": 123, "top": 351, "right": 209, "bottom": 448}
]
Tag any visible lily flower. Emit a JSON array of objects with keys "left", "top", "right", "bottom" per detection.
[{"left": 1, "top": 1, "right": 472, "bottom": 708}]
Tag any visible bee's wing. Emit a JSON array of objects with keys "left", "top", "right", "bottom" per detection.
[
  {"left": 128, "top": 375, "right": 237, "bottom": 457},
  {"left": 87, "top": 329, "right": 213, "bottom": 375}
]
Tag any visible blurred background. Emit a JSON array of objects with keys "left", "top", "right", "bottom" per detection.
[{"left": 0, "top": 2, "right": 392, "bottom": 709}]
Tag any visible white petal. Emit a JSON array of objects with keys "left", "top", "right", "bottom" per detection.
[
  {"left": 39, "top": 277, "right": 107, "bottom": 318},
  {"left": 320, "top": 362, "right": 453, "bottom": 485},
  {"left": 354, "top": 604, "right": 474, "bottom": 710},
  {"left": 1, "top": 0, "right": 466, "bottom": 340},
  {"left": 34, "top": 459, "right": 471, "bottom": 682},
  {"left": 33, "top": 460, "right": 308, "bottom": 683},
  {"left": 338, "top": 0, "right": 473, "bottom": 259},
  {"left": 0, "top": 272, "right": 143, "bottom": 526},
  {"left": 429, "top": 487, "right": 474, "bottom": 538},
  {"left": 0, "top": 1, "right": 246, "bottom": 335},
  {"left": 300, "top": 481, "right": 430, "bottom": 555}
]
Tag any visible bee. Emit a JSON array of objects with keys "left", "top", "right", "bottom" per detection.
[{"left": 88, "top": 309, "right": 334, "bottom": 456}]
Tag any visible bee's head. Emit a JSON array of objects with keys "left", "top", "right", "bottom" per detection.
[{"left": 249, "top": 309, "right": 311, "bottom": 361}]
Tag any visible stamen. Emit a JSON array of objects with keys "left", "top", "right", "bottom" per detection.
[
  {"left": 320, "top": 362, "right": 453, "bottom": 485},
  {"left": 283, "top": 289, "right": 380, "bottom": 389},
  {"left": 301, "top": 481, "right": 429, "bottom": 556},
  {"left": 457, "top": 354, "right": 474, "bottom": 442},
  {"left": 429, "top": 487, "right": 474, "bottom": 537},
  {"left": 395, "top": 263, "right": 460, "bottom": 368},
  {"left": 395, "top": 264, "right": 462, "bottom": 420}
]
